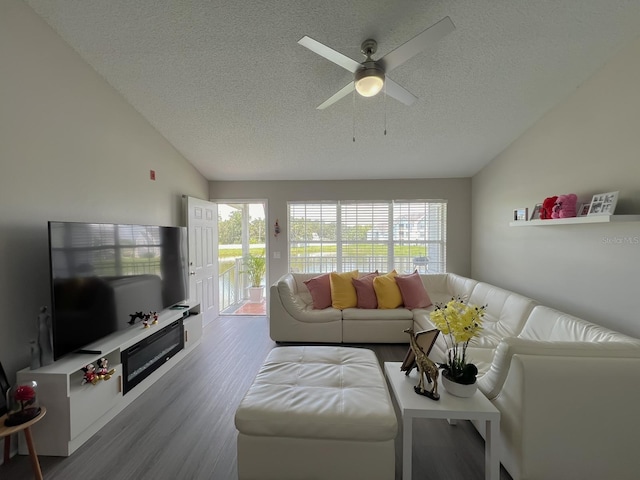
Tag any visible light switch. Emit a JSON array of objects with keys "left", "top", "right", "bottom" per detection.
[{"left": 273, "top": 251, "right": 281, "bottom": 259}]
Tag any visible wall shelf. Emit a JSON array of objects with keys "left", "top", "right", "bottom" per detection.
[{"left": 509, "top": 215, "right": 640, "bottom": 227}]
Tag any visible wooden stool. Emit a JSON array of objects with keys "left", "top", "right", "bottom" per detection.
[{"left": 1, "top": 406, "right": 47, "bottom": 480}]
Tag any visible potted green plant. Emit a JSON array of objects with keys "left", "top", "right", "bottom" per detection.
[
  {"left": 242, "top": 252, "right": 267, "bottom": 303},
  {"left": 429, "top": 297, "right": 485, "bottom": 397}
]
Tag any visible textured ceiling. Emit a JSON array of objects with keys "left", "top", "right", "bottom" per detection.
[{"left": 25, "top": 0, "right": 640, "bottom": 181}]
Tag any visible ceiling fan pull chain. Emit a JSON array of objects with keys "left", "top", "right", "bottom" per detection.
[
  {"left": 384, "top": 82, "right": 387, "bottom": 136},
  {"left": 352, "top": 89, "right": 356, "bottom": 142}
]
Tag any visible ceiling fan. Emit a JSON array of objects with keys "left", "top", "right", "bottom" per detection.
[{"left": 298, "top": 16, "right": 455, "bottom": 110}]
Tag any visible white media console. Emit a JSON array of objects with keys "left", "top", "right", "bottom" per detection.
[{"left": 16, "top": 303, "right": 202, "bottom": 456}]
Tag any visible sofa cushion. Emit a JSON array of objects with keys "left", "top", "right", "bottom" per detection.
[
  {"left": 467, "top": 282, "right": 537, "bottom": 348},
  {"left": 373, "top": 271, "right": 403, "bottom": 309},
  {"left": 478, "top": 337, "right": 640, "bottom": 400},
  {"left": 330, "top": 270, "right": 359, "bottom": 309},
  {"left": 463, "top": 347, "right": 496, "bottom": 378},
  {"left": 342, "top": 307, "right": 413, "bottom": 320},
  {"left": 352, "top": 272, "right": 379, "bottom": 309},
  {"left": 519, "top": 305, "right": 640, "bottom": 343},
  {"left": 303, "top": 273, "right": 332, "bottom": 310},
  {"left": 396, "top": 271, "right": 432, "bottom": 309},
  {"left": 420, "top": 273, "right": 478, "bottom": 306}
]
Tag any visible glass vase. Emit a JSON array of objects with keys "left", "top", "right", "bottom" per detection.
[{"left": 5, "top": 381, "right": 41, "bottom": 426}]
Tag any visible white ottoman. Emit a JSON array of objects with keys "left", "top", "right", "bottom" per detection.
[{"left": 235, "top": 346, "right": 398, "bottom": 480}]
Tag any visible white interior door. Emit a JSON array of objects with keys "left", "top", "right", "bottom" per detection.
[{"left": 184, "top": 196, "right": 218, "bottom": 326}]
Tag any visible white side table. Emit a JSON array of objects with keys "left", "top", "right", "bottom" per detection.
[{"left": 384, "top": 362, "right": 500, "bottom": 480}]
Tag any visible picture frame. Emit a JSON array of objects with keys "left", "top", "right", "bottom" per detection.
[
  {"left": 400, "top": 329, "right": 440, "bottom": 375},
  {"left": 529, "top": 203, "right": 542, "bottom": 220},
  {"left": 577, "top": 203, "right": 591, "bottom": 217},
  {"left": 0, "top": 361, "right": 10, "bottom": 416},
  {"left": 588, "top": 191, "right": 618, "bottom": 216},
  {"left": 513, "top": 207, "right": 528, "bottom": 221}
]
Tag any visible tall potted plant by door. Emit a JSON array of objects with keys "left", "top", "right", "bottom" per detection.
[{"left": 243, "top": 252, "right": 266, "bottom": 303}]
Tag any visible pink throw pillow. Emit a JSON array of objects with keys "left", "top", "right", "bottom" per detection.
[
  {"left": 303, "top": 273, "right": 332, "bottom": 309},
  {"left": 352, "top": 271, "right": 379, "bottom": 309},
  {"left": 395, "top": 271, "right": 432, "bottom": 309}
]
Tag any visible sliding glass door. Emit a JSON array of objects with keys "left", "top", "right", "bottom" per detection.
[{"left": 217, "top": 201, "right": 267, "bottom": 315}]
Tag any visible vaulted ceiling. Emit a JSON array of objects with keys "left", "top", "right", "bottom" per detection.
[{"left": 25, "top": 0, "right": 640, "bottom": 181}]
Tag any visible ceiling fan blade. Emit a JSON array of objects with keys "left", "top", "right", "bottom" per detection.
[
  {"left": 384, "top": 77, "right": 417, "bottom": 106},
  {"left": 298, "top": 36, "right": 362, "bottom": 73},
  {"left": 378, "top": 16, "right": 455, "bottom": 73},
  {"left": 316, "top": 82, "right": 355, "bottom": 110}
]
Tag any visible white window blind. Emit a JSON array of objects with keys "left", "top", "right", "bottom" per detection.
[
  {"left": 289, "top": 203, "right": 337, "bottom": 273},
  {"left": 288, "top": 200, "right": 447, "bottom": 274},
  {"left": 341, "top": 202, "right": 390, "bottom": 272},
  {"left": 392, "top": 201, "right": 446, "bottom": 273}
]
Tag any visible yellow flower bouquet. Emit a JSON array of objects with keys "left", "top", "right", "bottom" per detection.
[{"left": 430, "top": 297, "right": 486, "bottom": 385}]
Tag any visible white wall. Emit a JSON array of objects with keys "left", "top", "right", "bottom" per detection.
[
  {"left": 0, "top": 0, "right": 209, "bottom": 380},
  {"left": 472, "top": 35, "right": 640, "bottom": 338},
  {"left": 210, "top": 178, "right": 472, "bottom": 285}
]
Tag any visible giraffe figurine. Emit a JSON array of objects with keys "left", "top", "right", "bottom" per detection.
[{"left": 404, "top": 328, "right": 440, "bottom": 400}]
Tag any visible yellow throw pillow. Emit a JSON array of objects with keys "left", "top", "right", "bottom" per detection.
[
  {"left": 330, "top": 270, "right": 359, "bottom": 309},
  {"left": 373, "top": 270, "right": 403, "bottom": 309}
]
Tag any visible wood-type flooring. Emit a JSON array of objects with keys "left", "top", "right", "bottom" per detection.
[{"left": 0, "top": 315, "right": 512, "bottom": 480}]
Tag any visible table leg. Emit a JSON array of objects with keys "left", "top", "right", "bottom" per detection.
[
  {"left": 485, "top": 419, "right": 500, "bottom": 480},
  {"left": 23, "top": 427, "right": 43, "bottom": 480},
  {"left": 402, "top": 415, "right": 413, "bottom": 480},
  {"left": 3, "top": 436, "right": 10, "bottom": 464}
]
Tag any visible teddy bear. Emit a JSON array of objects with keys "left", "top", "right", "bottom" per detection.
[
  {"left": 551, "top": 193, "right": 578, "bottom": 219},
  {"left": 540, "top": 196, "right": 558, "bottom": 220}
]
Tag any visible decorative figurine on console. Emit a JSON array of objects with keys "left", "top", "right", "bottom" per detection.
[
  {"left": 404, "top": 328, "right": 440, "bottom": 401},
  {"left": 81, "top": 364, "right": 98, "bottom": 385},
  {"left": 128, "top": 311, "right": 144, "bottom": 325},
  {"left": 129, "top": 311, "right": 158, "bottom": 328},
  {"left": 96, "top": 358, "right": 115, "bottom": 381}
]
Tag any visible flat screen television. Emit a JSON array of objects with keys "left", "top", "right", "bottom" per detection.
[{"left": 48, "top": 221, "right": 189, "bottom": 360}]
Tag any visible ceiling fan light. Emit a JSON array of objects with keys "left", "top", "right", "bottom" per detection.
[{"left": 355, "top": 68, "right": 385, "bottom": 97}]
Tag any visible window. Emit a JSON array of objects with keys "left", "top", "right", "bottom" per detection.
[{"left": 288, "top": 200, "right": 446, "bottom": 274}]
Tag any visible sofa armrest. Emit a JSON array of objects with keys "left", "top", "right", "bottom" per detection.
[
  {"left": 493, "top": 353, "right": 640, "bottom": 480},
  {"left": 277, "top": 276, "right": 307, "bottom": 310},
  {"left": 273, "top": 276, "right": 341, "bottom": 324},
  {"left": 479, "top": 337, "right": 640, "bottom": 400}
]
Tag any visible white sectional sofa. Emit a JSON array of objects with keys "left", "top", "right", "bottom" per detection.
[{"left": 270, "top": 272, "right": 640, "bottom": 480}]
